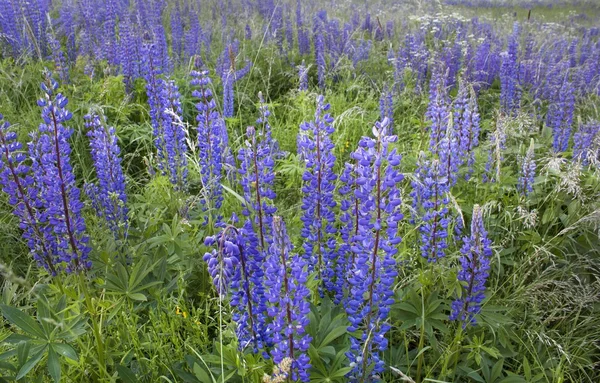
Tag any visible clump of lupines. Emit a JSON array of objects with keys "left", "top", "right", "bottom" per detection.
[
  {"left": 264, "top": 216, "right": 311, "bottom": 382},
  {"left": 84, "top": 113, "right": 128, "bottom": 237},
  {"left": 426, "top": 64, "right": 451, "bottom": 154},
  {"left": 573, "top": 122, "right": 600, "bottom": 166},
  {"left": 411, "top": 154, "right": 450, "bottom": 262},
  {"left": 298, "top": 95, "right": 338, "bottom": 295},
  {"left": 518, "top": 139, "right": 536, "bottom": 197},
  {"left": 30, "top": 73, "right": 91, "bottom": 273},
  {"left": 191, "top": 67, "right": 227, "bottom": 222},
  {"left": 346, "top": 118, "right": 402, "bottom": 381},
  {"left": 0, "top": 114, "right": 56, "bottom": 274},
  {"left": 450, "top": 205, "right": 493, "bottom": 327}
]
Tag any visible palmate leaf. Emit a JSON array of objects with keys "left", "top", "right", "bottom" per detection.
[{"left": 0, "top": 305, "right": 46, "bottom": 340}]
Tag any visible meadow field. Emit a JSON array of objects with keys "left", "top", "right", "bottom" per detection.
[{"left": 0, "top": 0, "right": 599, "bottom": 382}]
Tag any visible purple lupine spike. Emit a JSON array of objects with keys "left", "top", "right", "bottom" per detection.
[
  {"left": 351, "top": 38, "right": 372, "bottom": 68},
  {"left": 0, "top": 114, "right": 56, "bottom": 274},
  {"left": 438, "top": 114, "right": 461, "bottom": 187},
  {"left": 298, "top": 60, "right": 309, "bottom": 91},
  {"left": 500, "top": 22, "right": 521, "bottom": 116},
  {"left": 170, "top": 2, "right": 184, "bottom": 62},
  {"left": 141, "top": 36, "right": 187, "bottom": 188},
  {"left": 203, "top": 225, "right": 265, "bottom": 352},
  {"left": 462, "top": 87, "right": 481, "bottom": 180},
  {"left": 412, "top": 155, "right": 450, "bottom": 262},
  {"left": 346, "top": 118, "right": 402, "bottom": 380},
  {"left": 298, "top": 95, "right": 338, "bottom": 295},
  {"left": 220, "top": 42, "right": 251, "bottom": 118},
  {"left": 264, "top": 216, "right": 312, "bottom": 382},
  {"left": 161, "top": 80, "right": 189, "bottom": 189},
  {"left": 549, "top": 74, "right": 575, "bottom": 153},
  {"left": 296, "top": 0, "right": 310, "bottom": 55},
  {"left": 119, "top": 15, "right": 141, "bottom": 91},
  {"left": 47, "top": 31, "right": 69, "bottom": 84},
  {"left": 426, "top": 65, "right": 451, "bottom": 154},
  {"left": 379, "top": 84, "right": 394, "bottom": 133},
  {"left": 84, "top": 113, "right": 128, "bottom": 237},
  {"left": 315, "top": 29, "right": 326, "bottom": 89},
  {"left": 573, "top": 122, "right": 600, "bottom": 166},
  {"left": 518, "top": 139, "right": 536, "bottom": 197},
  {"left": 32, "top": 72, "right": 91, "bottom": 273},
  {"left": 191, "top": 67, "right": 226, "bottom": 222},
  {"left": 337, "top": 161, "right": 358, "bottom": 304},
  {"left": 185, "top": 11, "right": 203, "bottom": 61},
  {"left": 450, "top": 205, "right": 493, "bottom": 327}
]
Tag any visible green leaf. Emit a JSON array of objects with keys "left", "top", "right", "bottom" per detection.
[
  {"left": 127, "top": 293, "right": 147, "bottom": 301},
  {"left": 0, "top": 305, "right": 46, "bottom": 339},
  {"left": 47, "top": 346, "right": 61, "bottom": 383},
  {"left": 16, "top": 345, "right": 47, "bottom": 380},
  {"left": 318, "top": 325, "right": 347, "bottom": 349},
  {"left": 221, "top": 184, "right": 246, "bottom": 205},
  {"left": 117, "top": 364, "right": 139, "bottom": 382},
  {"left": 52, "top": 343, "right": 78, "bottom": 361}
]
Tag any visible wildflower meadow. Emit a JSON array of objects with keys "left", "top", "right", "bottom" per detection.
[{"left": 0, "top": 0, "right": 599, "bottom": 382}]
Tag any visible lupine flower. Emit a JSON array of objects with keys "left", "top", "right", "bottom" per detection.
[
  {"left": 298, "top": 61, "right": 308, "bottom": 91},
  {"left": 438, "top": 114, "right": 461, "bottom": 187},
  {"left": 191, "top": 68, "right": 227, "bottom": 222},
  {"left": 161, "top": 80, "right": 188, "bottom": 189},
  {"left": 412, "top": 155, "right": 450, "bottom": 262},
  {"left": 141, "top": 37, "right": 188, "bottom": 189},
  {"left": 84, "top": 113, "right": 128, "bottom": 237},
  {"left": 204, "top": 226, "right": 265, "bottom": 351},
  {"left": 315, "top": 29, "right": 326, "bottom": 89},
  {"left": 426, "top": 65, "right": 450, "bottom": 154},
  {"left": 296, "top": 0, "right": 310, "bottom": 56},
  {"left": 47, "top": 31, "right": 69, "bottom": 84},
  {"left": 518, "top": 139, "right": 536, "bottom": 197},
  {"left": 450, "top": 205, "right": 493, "bottom": 327},
  {"left": 264, "top": 216, "right": 311, "bottom": 382},
  {"left": 549, "top": 75, "right": 575, "bottom": 153},
  {"left": 461, "top": 87, "right": 481, "bottom": 179},
  {"left": 298, "top": 95, "right": 338, "bottom": 295},
  {"left": 379, "top": 84, "right": 394, "bottom": 132},
  {"left": 0, "top": 114, "right": 56, "bottom": 274},
  {"left": 351, "top": 38, "right": 372, "bottom": 68},
  {"left": 346, "top": 118, "right": 402, "bottom": 381},
  {"left": 219, "top": 42, "right": 252, "bottom": 117},
  {"left": 337, "top": 161, "right": 358, "bottom": 304},
  {"left": 573, "top": 122, "right": 600, "bottom": 165},
  {"left": 118, "top": 15, "right": 141, "bottom": 90},
  {"left": 31, "top": 73, "right": 91, "bottom": 273},
  {"left": 500, "top": 23, "right": 521, "bottom": 116},
  {"left": 483, "top": 117, "right": 507, "bottom": 183}
]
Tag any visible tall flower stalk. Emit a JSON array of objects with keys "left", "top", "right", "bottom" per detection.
[
  {"left": 191, "top": 67, "right": 227, "bottom": 223},
  {"left": 84, "top": 113, "right": 128, "bottom": 238},
  {"left": 264, "top": 216, "right": 312, "bottom": 382},
  {"left": 450, "top": 205, "right": 493, "bottom": 327},
  {"left": 0, "top": 114, "right": 55, "bottom": 274},
  {"left": 31, "top": 72, "right": 90, "bottom": 273},
  {"left": 298, "top": 95, "right": 338, "bottom": 295},
  {"left": 346, "top": 118, "right": 402, "bottom": 381}
]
